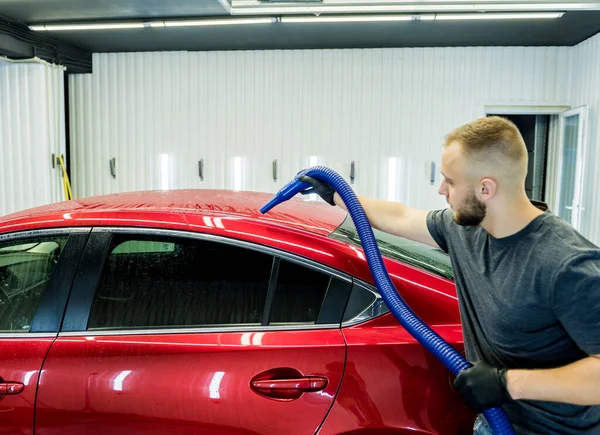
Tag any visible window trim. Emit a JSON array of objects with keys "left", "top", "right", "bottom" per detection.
[
  {"left": 61, "top": 227, "right": 353, "bottom": 334},
  {"left": 58, "top": 323, "right": 341, "bottom": 338},
  {"left": 0, "top": 332, "right": 57, "bottom": 338},
  {"left": 0, "top": 227, "right": 91, "bottom": 336}
]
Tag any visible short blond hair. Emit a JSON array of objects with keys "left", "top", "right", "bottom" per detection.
[{"left": 445, "top": 116, "right": 528, "bottom": 184}]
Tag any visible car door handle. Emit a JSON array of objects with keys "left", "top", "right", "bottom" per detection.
[
  {"left": 252, "top": 377, "right": 327, "bottom": 392},
  {"left": 0, "top": 382, "right": 24, "bottom": 395}
]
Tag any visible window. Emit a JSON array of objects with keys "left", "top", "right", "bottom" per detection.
[
  {"left": 87, "top": 233, "right": 349, "bottom": 331},
  {"left": 342, "top": 282, "right": 389, "bottom": 324},
  {"left": 269, "top": 260, "right": 331, "bottom": 325},
  {"left": 329, "top": 214, "right": 454, "bottom": 280},
  {"left": 0, "top": 236, "right": 68, "bottom": 332},
  {"left": 87, "top": 235, "right": 274, "bottom": 330}
]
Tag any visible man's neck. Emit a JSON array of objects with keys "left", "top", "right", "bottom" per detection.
[{"left": 481, "top": 198, "right": 544, "bottom": 239}]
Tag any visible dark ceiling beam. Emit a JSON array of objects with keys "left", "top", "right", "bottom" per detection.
[
  {"left": 0, "top": 34, "right": 34, "bottom": 58},
  {"left": 0, "top": 16, "right": 91, "bottom": 73}
]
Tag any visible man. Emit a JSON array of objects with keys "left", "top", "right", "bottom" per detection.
[{"left": 300, "top": 116, "right": 600, "bottom": 434}]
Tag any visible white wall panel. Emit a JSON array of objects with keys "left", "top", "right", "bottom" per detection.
[
  {"left": 569, "top": 32, "right": 600, "bottom": 245},
  {"left": 70, "top": 47, "right": 571, "bottom": 212},
  {"left": 0, "top": 61, "right": 66, "bottom": 217}
]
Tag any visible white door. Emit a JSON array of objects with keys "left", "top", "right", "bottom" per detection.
[{"left": 555, "top": 106, "right": 588, "bottom": 229}]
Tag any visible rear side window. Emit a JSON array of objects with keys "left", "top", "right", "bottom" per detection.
[
  {"left": 86, "top": 234, "right": 348, "bottom": 331},
  {"left": 269, "top": 260, "right": 331, "bottom": 325},
  {"left": 0, "top": 237, "right": 68, "bottom": 332}
]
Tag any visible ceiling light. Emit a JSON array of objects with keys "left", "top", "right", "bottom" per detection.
[
  {"left": 282, "top": 14, "right": 435, "bottom": 22},
  {"left": 231, "top": 2, "right": 600, "bottom": 14},
  {"left": 29, "top": 17, "right": 276, "bottom": 31},
  {"left": 436, "top": 12, "right": 565, "bottom": 19},
  {"left": 471, "top": 2, "right": 593, "bottom": 10},
  {"left": 163, "top": 17, "right": 276, "bottom": 27},
  {"left": 29, "top": 22, "right": 145, "bottom": 31}
]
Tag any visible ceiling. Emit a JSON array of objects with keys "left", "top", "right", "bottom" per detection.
[
  {"left": 0, "top": 0, "right": 229, "bottom": 23},
  {"left": 1, "top": 0, "right": 599, "bottom": 53}
]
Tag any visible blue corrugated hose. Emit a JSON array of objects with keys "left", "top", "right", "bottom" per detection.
[{"left": 260, "top": 166, "right": 515, "bottom": 435}]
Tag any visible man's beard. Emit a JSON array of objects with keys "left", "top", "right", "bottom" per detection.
[{"left": 453, "top": 192, "right": 487, "bottom": 226}]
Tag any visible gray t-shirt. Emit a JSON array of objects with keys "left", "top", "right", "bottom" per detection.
[{"left": 427, "top": 209, "right": 600, "bottom": 434}]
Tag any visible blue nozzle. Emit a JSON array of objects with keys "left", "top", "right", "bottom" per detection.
[{"left": 260, "top": 175, "right": 310, "bottom": 214}]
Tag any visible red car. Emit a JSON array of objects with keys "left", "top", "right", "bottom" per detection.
[{"left": 0, "top": 190, "right": 474, "bottom": 435}]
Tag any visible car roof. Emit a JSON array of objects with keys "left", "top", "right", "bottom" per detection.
[{"left": 0, "top": 189, "right": 347, "bottom": 236}]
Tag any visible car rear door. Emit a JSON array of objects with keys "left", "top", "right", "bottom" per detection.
[
  {"left": 35, "top": 228, "right": 351, "bottom": 435},
  {"left": 0, "top": 229, "right": 89, "bottom": 435}
]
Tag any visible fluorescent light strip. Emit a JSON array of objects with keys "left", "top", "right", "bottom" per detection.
[
  {"left": 236, "top": 0, "right": 595, "bottom": 4},
  {"left": 437, "top": 12, "right": 565, "bottom": 19},
  {"left": 30, "top": 17, "right": 276, "bottom": 31},
  {"left": 28, "top": 9, "right": 566, "bottom": 31},
  {"left": 31, "top": 22, "right": 145, "bottom": 31},
  {"left": 164, "top": 17, "right": 275, "bottom": 27},
  {"left": 231, "top": 3, "right": 599, "bottom": 14},
  {"left": 282, "top": 14, "right": 434, "bottom": 23}
]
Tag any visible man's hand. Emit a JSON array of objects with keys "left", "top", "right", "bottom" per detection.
[
  {"left": 298, "top": 175, "right": 336, "bottom": 206},
  {"left": 453, "top": 361, "right": 511, "bottom": 413}
]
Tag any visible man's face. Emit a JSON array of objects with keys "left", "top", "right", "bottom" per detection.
[{"left": 438, "top": 142, "right": 487, "bottom": 227}]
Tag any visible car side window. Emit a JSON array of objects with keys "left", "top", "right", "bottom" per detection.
[
  {"left": 87, "top": 233, "right": 348, "bottom": 331},
  {"left": 0, "top": 236, "right": 69, "bottom": 332},
  {"left": 87, "top": 235, "right": 274, "bottom": 330},
  {"left": 269, "top": 259, "right": 331, "bottom": 325}
]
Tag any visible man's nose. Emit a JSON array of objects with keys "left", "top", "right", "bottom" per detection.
[{"left": 438, "top": 180, "right": 447, "bottom": 196}]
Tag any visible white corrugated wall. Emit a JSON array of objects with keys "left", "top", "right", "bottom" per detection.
[
  {"left": 0, "top": 60, "right": 67, "bottom": 217},
  {"left": 568, "top": 33, "right": 600, "bottom": 245},
  {"left": 69, "top": 47, "right": 571, "bottom": 212}
]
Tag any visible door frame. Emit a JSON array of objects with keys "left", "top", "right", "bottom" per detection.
[
  {"left": 480, "top": 103, "right": 580, "bottom": 214},
  {"left": 554, "top": 105, "right": 589, "bottom": 229}
]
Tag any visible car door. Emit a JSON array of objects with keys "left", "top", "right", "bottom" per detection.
[
  {"left": 35, "top": 228, "right": 351, "bottom": 435},
  {"left": 0, "top": 229, "right": 89, "bottom": 435}
]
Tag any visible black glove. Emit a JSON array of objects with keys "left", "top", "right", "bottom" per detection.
[
  {"left": 453, "top": 361, "right": 510, "bottom": 414},
  {"left": 298, "top": 175, "right": 336, "bottom": 206}
]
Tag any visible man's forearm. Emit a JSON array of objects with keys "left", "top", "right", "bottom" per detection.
[
  {"left": 333, "top": 193, "right": 411, "bottom": 236},
  {"left": 507, "top": 356, "right": 600, "bottom": 405}
]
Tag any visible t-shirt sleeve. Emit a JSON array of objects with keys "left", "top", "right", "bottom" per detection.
[
  {"left": 426, "top": 208, "right": 453, "bottom": 254},
  {"left": 551, "top": 252, "right": 600, "bottom": 356}
]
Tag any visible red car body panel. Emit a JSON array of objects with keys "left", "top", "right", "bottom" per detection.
[
  {"left": 35, "top": 330, "right": 346, "bottom": 435},
  {"left": 0, "top": 190, "right": 344, "bottom": 237},
  {"left": 0, "top": 338, "right": 55, "bottom": 435},
  {"left": 318, "top": 316, "right": 473, "bottom": 435},
  {"left": 0, "top": 190, "right": 474, "bottom": 434}
]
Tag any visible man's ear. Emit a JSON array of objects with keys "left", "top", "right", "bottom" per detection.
[{"left": 478, "top": 178, "right": 497, "bottom": 201}]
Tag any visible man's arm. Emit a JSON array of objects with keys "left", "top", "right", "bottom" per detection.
[
  {"left": 333, "top": 192, "right": 439, "bottom": 249},
  {"left": 454, "top": 356, "right": 600, "bottom": 413},
  {"left": 298, "top": 175, "right": 440, "bottom": 249},
  {"left": 507, "top": 355, "right": 600, "bottom": 405}
]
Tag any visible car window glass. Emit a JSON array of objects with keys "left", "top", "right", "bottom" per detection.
[
  {"left": 329, "top": 214, "right": 454, "bottom": 280},
  {"left": 269, "top": 260, "right": 330, "bottom": 325},
  {"left": 342, "top": 282, "right": 389, "bottom": 324},
  {"left": 0, "top": 236, "right": 68, "bottom": 332},
  {"left": 87, "top": 235, "right": 274, "bottom": 330}
]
